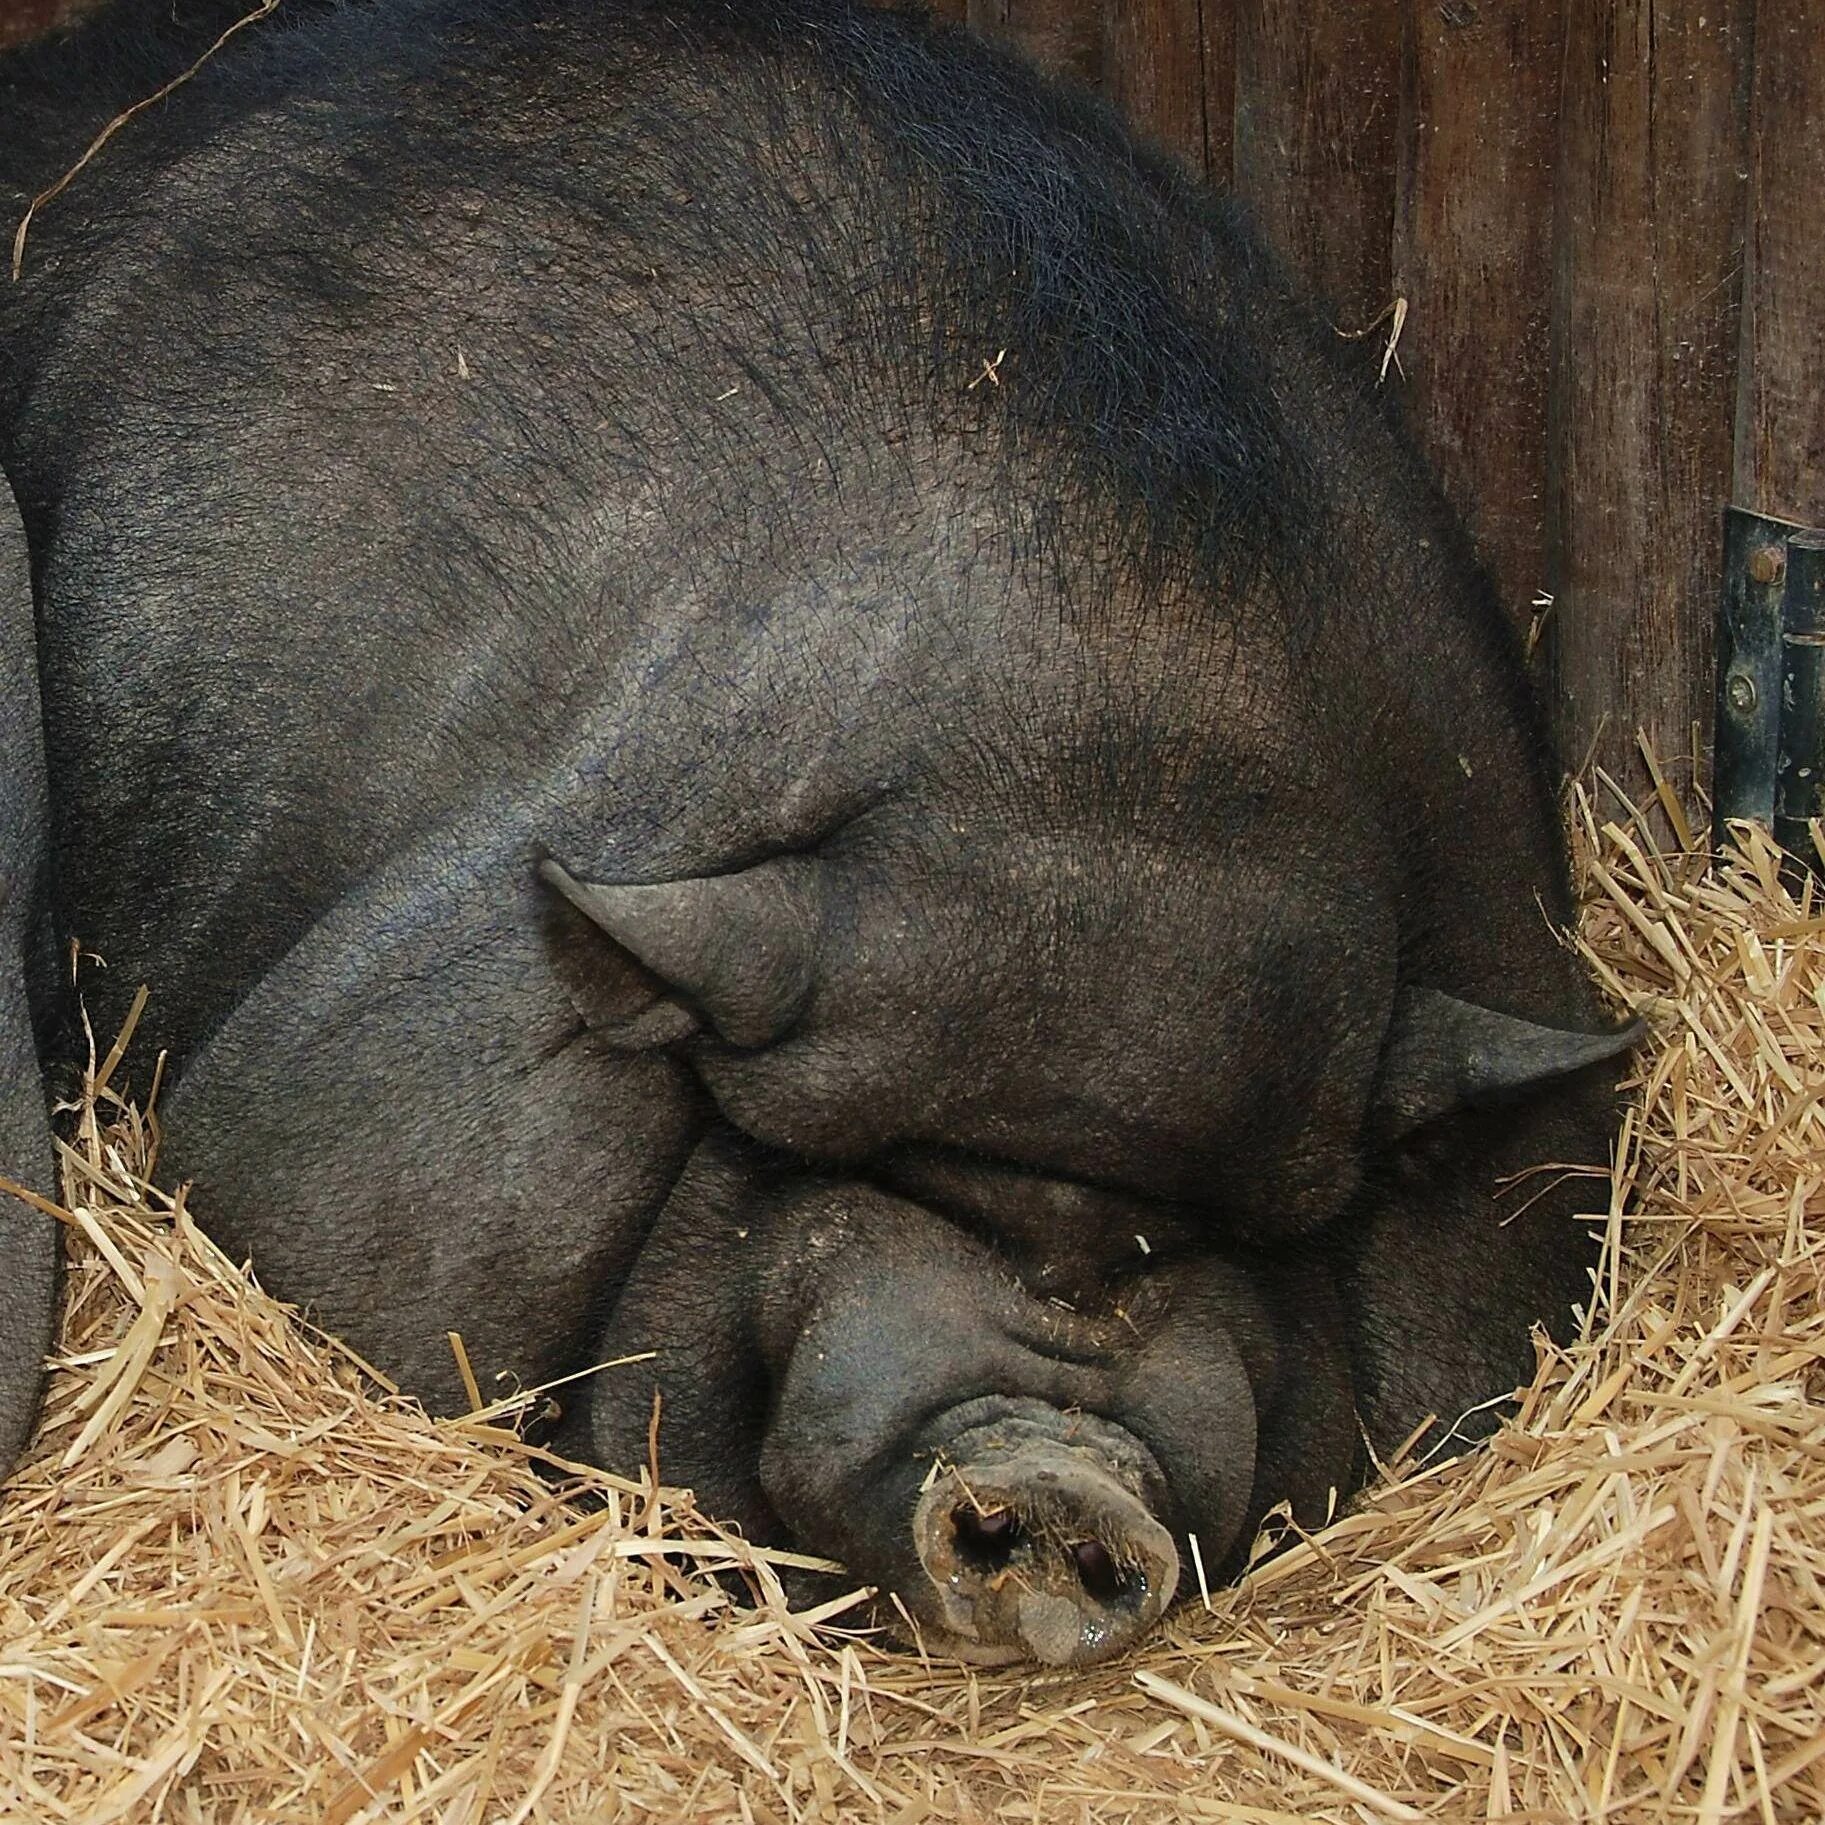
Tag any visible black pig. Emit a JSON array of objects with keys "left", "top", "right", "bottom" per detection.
[{"left": 0, "top": 0, "right": 1636, "bottom": 1664}]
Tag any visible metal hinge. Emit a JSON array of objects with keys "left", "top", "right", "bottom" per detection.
[{"left": 1713, "top": 507, "right": 1825, "bottom": 875}]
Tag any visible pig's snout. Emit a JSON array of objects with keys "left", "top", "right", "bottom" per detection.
[{"left": 911, "top": 1421, "right": 1179, "bottom": 1666}]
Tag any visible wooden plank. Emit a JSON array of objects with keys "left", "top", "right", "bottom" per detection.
[
  {"left": 1547, "top": 1, "right": 1752, "bottom": 789},
  {"left": 1735, "top": 0, "right": 1825, "bottom": 526},
  {"left": 967, "top": 0, "right": 1103, "bottom": 84},
  {"left": 1101, "top": 0, "right": 1216, "bottom": 178},
  {"left": 1230, "top": 0, "right": 1403, "bottom": 324},
  {"left": 1198, "top": 0, "right": 1237, "bottom": 185},
  {"left": 1392, "top": 1, "right": 1565, "bottom": 642}
]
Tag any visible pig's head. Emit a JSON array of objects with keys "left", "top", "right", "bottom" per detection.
[
  {"left": 564, "top": 1132, "right": 1355, "bottom": 1666},
  {"left": 539, "top": 785, "right": 1634, "bottom": 1664}
]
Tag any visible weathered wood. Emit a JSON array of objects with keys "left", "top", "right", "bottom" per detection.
[
  {"left": 1392, "top": 1, "right": 1565, "bottom": 645},
  {"left": 967, "top": 0, "right": 1102, "bottom": 84},
  {"left": 1101, "top": 0, "right": 1214, "bottom": 178},
  {"left": 1735, "top": 0, "right": 1825, "bottom": 526},
  {"left": 1547, "top": 1, "right": 1752, "bottom": 789},
  {"left": 1196, "top": 0, "right": 1237, "bottom": 185},
  {"left": 1230, "top": 1, "right": 1402, "bottom": 325}
]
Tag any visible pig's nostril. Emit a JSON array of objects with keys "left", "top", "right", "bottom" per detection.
[
  {"left": 1070, "top": 1538, "right": 1128, "bottom": 1605},
  {"left": 951, "top": 1504, "right": 1019, "bottom": 1571}
]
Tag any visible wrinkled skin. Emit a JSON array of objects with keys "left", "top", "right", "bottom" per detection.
[{"left": 0, "top": 0, "right": 1635, "bottom": 1663}]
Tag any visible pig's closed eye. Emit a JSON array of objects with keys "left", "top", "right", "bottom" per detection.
[
  {"left": 873, "top": 1144, "right": 1202, "bottom": 1262},
  {"left": 879, "top": 1141, "right": 1128, "bottom": 1204},
  {"left": 873, "top": 1143, "right": 1093, "bottom": 1215}
]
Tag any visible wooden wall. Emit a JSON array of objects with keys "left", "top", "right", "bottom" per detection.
[{"left": 916, "top": 0, "right": 1825, "bottom": 801}]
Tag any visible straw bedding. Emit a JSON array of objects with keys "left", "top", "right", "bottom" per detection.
[{"left": 1, "top": 790, "right": 1819, "bottom": 1823}]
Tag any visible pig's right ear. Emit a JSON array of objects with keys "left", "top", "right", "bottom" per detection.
[
  {"left": 1372, "top": 986, "right": 1643, "bottom": 1139},
  {"left": 537, "top": 855, "right": 822, "bottom": 1050}
]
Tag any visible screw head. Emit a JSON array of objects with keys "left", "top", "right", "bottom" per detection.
[
  {"left": 1747, "top": 544, "right": 1786, "bottom": 586},
  {"left": 1727, "top": 671, "right": 1758, "bottom": 714}
]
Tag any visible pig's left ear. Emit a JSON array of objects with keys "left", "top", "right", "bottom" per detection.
[
  {"left": 1373, "top": 987, "right": 1643, "bottom": 1138},
  {"left": 538, "top": 855, "right": 822, "bottom": 1049}
]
